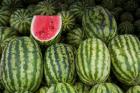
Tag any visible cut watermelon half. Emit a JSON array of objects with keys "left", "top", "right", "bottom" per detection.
[{"left": 31, "top": 15, "right": 62, "bottom": 43}]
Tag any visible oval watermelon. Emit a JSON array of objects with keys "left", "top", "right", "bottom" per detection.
[
  {"left": 109, "top": 35, "right": 140, "bottom": 85},
  {"left": 44, "top": 43, "right": 75, "bottom": 86},
  {"left": 31, "top": 15, "right": 62, "bottom": 45},
  {"left": 1, "top": 37, "right": 43, "bottom": 93},
  {"left": 76, "top": 37, "right": 111, "bottom": 85}
]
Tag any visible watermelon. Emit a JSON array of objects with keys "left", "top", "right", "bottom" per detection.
[
  {"left": 0, "top": 9, "right": 11, "bottom": 26},
  {"left": 44, "top": 43, "right": 75, "bottom": 86},
  {"left": 35, "top": 87, "right": 48, "bottom": 93},
  {"left": 31, "top": 15, "right": 62, "bottom": 45},
  {"left": 3, "top": 90, "right": 10, "bottom": 93},
  {"left": 89, "top": 83, "right": 123, "bottom": 93},
  {"left": 118, "top": 21, "right": 134, "bottom": 34},
  {"left": 76, "top": 37, "right": 111, "bottom": 85},
  {"left": 101, "top": 0, "right": 115, "bottom": 10},
  {"left": 120, "top": 12, "right": 134, "bottom": 22},
  {"left": 34, "top": 1, "right": 55, "bottom": 15},
  {"left": 74, "top": 82, "right": 90, "bottom": 93},
  {"left": 127, "top": 86, "right": 140, "bottom": 93},
  {"left": 1, "top": 37, "right": 43, "bottom": 93},
  {"left": 10, "top": 9, "right": 32, "bottom": 35},
  {"left": 82, "top": 6, "right": 117, "bottom": 44},
  {"left": 47, "top": 83, "right": 76, "bottom": 93},
  {"left": 1, "top": 0, "right": 23, "bottom": 12},
  {"left": 58, "top": 11, "right": 75, "bottom": 32},
  {"left": 0, "top": 27, "right": 17, "bottom": 57},
  {"left": 109, "top": 35, "right": 140, "bottom": 85},
  {"left": 66, "top": 28, "right": 84, "bottom": 48}
]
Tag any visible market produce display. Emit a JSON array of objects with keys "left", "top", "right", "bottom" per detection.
[{"left": 0, "top": 0, "right": 140, "bottom": 93}]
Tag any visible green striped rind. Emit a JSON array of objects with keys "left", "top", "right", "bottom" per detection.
[
  {"left": 109, "top": 35, "right": 140, "bottom": 85},
  {"left": 1, "top": 0, "right": 23, "bottom": 12},
  {"left": 35, "top": 87, "right": 48, "bottom": 93},
  {"left": 10, "top": 9, "right": 32, "bottom": 35},
  {"left": 15, "top": 91, "right": 33, "bottom": 93},
  {"left": 47, "top": 83, "right": 76, "bottom": 93},
  {"left": 74, "top": 82, "right": 90, "bottom": 93},
  {"left": 82, "top": 6, "right": 117, "bottom": 44},
  {"left": 118, "top": 21, "right": 134, "bottom": 34},
  {"left": 127, "top": 86, "right": 140, "bottom": 93},
  {"left": 89, "top": 83, "right": 123, "bottom": 93},
  {"left": 3, "top": 90, "right": 9, "bottom": 93},
  {"left": 0, "top": 27, "right": 17, "bottom": 56},
  {"left": 0, "top": 9, "right": 11, "bottom": 26},
  {"left": 1, "top": 37, "right": 43, "bottom": 92},
  {"left": 58, "top": 11, "right": 75, "bottom": 32},
  {"left": 34, "top": 1, "right": 55, "bottom": 15},
  {"left": 76, "top": 38, "right": 111, "bottom": 85},
  {"left": 69, "top": 2, "right": 88, "bottom": 20},
  {"left": 44, "top": 43, "right": 75, "bottom": 86},
  {"left": 66, "top": 28, "right": 84, "bottom": 48}
]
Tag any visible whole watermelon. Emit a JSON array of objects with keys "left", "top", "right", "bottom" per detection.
[
  {"left": 47, "top": 83, "right": 76, "bottom": 93},
  {"left": 126, "top": 86, "right": 140, "bottom": 93},
  {"left": 82, "top": 6, "right": 117, "bottom": 44},
  {"left": 76, "top": 37, "right": 111, "bottom": 85},
  {"left": 1, "top": 37, "right": 43, "bottom": 93},
  {"left": 109, "top": 35, "right": 140, "bottom": 85},
  {"left": 89, "top": 83, "right": 123, "bottom": 93},
  {"left": 44, "top": 43, "right": 75, "bottom": 86}
]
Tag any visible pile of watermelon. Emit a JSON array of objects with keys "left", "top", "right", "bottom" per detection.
[{"left": 0, "top": 0, "right": 140, "bottom": 93}]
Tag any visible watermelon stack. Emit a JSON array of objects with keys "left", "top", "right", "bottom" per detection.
[{"left": 0, "top": 0, "right": 140, "bottom": 93}]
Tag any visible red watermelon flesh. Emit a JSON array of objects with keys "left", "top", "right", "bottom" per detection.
[{"left": 31, "top": 16, "right": 62, "bottom": 42}]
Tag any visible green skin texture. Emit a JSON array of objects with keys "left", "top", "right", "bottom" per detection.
[
  {"left": 47, "top": 83, "right": 76, "bottom": 93},
  {"left": 44, "top": 43, "right": 75, "bottom": 86},
  {"left": 74, "top": 82, "right": 90, "bottom": 93},
  {"left": 35, "top": 87, "right": 48, "bottom": 93},
  {"left": 109, "top": 35, "right": 140, "bottom": 85},
  {"left": 89, "top": 83, "right": 123, "bottom": 93},
  {"left": 82, "top": 6, "right": 117, "bottom": 44},
  {"left": 1, "top": 37, "right": 43, "bottom": 93},
  {"left": 127, "top": 86, "right": 140, "bottom": 93},
  {"left": 76, "top": 37, "right": 111, "bottom": 85}
]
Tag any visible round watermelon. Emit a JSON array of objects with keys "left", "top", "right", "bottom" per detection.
[
  {"left": 89, "top": 83, "right": 123, "bottom": 93},
  {"left": 127, "top": 86, "right": 140, "bottom": 93},
  {"left": 82, "top": 6, "right": 117, "bottom": 44},
  {"left": 1, "top": 37, "right": 43, "bottom": 93},
  {"left": 47, "top": 83, "right": 76, "bottom": 93},
  {"left": 10, "top": 9, "right": 32, "bottom": 35},
  {"left": 109, "top": 35, "right": 140, "bottom": 85},
  {"left": 76, "top": 37, "right": 111, "bottom": 85},
  {"left": 44, "top": 43, "right": 75, "bottom": 86}
]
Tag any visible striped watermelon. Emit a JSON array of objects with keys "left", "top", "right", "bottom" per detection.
[
  {"left": 34, "top": 1, "right": 55, "bottom": 15},
  {"left": 82, "top": 6, "right": 117, "bottom": 44},
  {"left": 0, "top": 9, "right": 11, "bottom": 26},
  {"left": 89, "top": 83, "right": 123, "bottom": 93},
  {"left": 35, "top": 87, "right": 48, "bottom": 93},
  {"left": 76, "top": 37, "right": 111, "bottom": 85},
  {"left": 118, "top": 21, "right": 134, "bottom": 34},
  {"left": 59, "top": 11, "right": 75, "bottom": 32},
  {"left": 10, "top": 9, "right": 32, "bottom": 35},
  {"left": 127, "top": 86, "right": 140, "bottom": 93},
  {"left": 44, "top": 43, "right": 75, "bottom": 86},
  {"left": 47, "top": 83, "right": 76, "bottom": 93},
  {"left": 109, "top": 35, "right": 140, "bottom": 85},
  {"left": 1, "top": 37, "right": 43, "bottom": 93},
  {"left": 74, "top": 82, "right": 90, "bottom": 93},
  {"left": 66, "top": 28, "right": 84, "bottom": 48},
  {"left": 0, "top": 27, "right": 17, "bottom": 56}
]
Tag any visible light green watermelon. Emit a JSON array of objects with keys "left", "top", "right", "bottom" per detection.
[
  {"left": 89, "top": 83, "right": 123, "bottom": 93},
  {"left": 127, "top": 86, "right": 140, "bottom": 93},
  {"left": 1, "top": 37, "right": 43, "bottom": 93},
  {"left": 82, "top": 6, "right": 117, "bottom": 44},
  {"left": 44, "top": 43, "right": 75, "bottom": 86},
  {"left": 47, "top": 83, "right": 76, "bottom": 93},
  {"left": 109, "top": 35, "right": 140, "bottom": 85},
  {"left": 10, "top": 9, "right": 32, "bottom": 35},
  {"left": 76, "top": 37, "right": 111, "bottom": 85}
]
